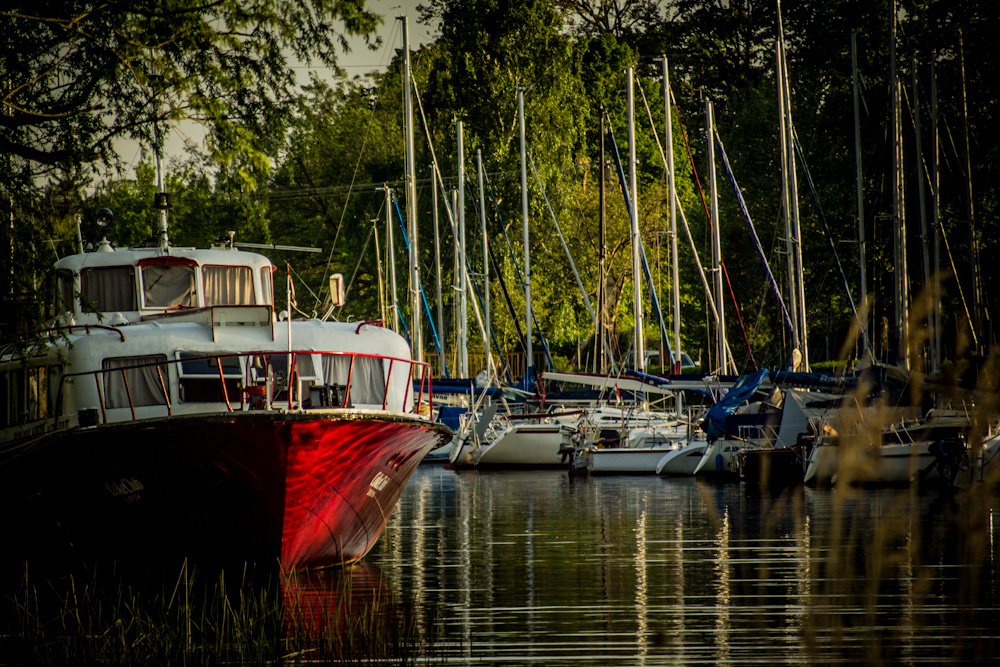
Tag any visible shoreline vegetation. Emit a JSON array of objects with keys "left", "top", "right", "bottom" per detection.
[{"left": 0, "top": 560, "right": 442, "bottom": 666}]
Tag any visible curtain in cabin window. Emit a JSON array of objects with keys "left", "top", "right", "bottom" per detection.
[
  {"left": 322, "top": 355, "right": 388, "bottom": 406},
  {"left": 142, "top": 265, "right": 196, "bottom": 308},
  {"left": 203, "top": 266, "right": 255, "bottom": 306},
  {"left": 260, "top": 267, "right": 273, "bottom": 306},
  {"left": 102, "top": 355, "right": 169, "bottom": 408},
  {"left": 80, "top": 266, "right": 137, "bottom": 312}
]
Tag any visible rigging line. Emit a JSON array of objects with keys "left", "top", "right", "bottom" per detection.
[
  {"left": 390, "top": 196, "right": 450, "bottom": 376},
  {"left": 669, "top": 92, "right": 751, "bottom": 369},
  {"left": 664, "top": 128, "right": 737, "bottom": 373},
  {"left": 790, "top": 128, "right": 871, "bottom": 357},
  {"left": 712, "top": 128, "right": 793, "bottom": 341},
  {"left": 483, "top": 168, "right": 556, "bottom": 372},
  {"left": 458, "top": 171, "right": 515, "bottom": 382},
  {"left": 313, "top": 19, "right": 402, "bottom": 311},
  {"left": 313, "top": 223, "right": 374, "bottom": 321},
  {"left": 603, "top": 116, "right": 675, "bottom": 366},
  {"left": 526, "top": 148, "right": 597, "bottom": 328},
  {"left": 410, "top": 75, "right": 508, "bottom": 378}
]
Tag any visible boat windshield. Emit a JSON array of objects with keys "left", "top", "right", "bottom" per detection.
[{"left": 142, "top": 265, "right": 196, "bottom": 308}]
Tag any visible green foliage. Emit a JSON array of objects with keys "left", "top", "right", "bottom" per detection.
[{"left": 6, "top": 0, "right": 999, "bottom": 374}]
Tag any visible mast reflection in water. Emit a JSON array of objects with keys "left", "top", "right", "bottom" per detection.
[{"left": 370, "top": 466, "right": 1000, "bottom": 664}]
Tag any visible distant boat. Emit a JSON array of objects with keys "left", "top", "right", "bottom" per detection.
[{"left": 0, "top": 215, "right": 449, "bottom": 570}]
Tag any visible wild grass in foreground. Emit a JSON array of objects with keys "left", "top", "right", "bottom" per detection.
[{"left": 0, "top": 559, "right": 439, "bottom": 666}]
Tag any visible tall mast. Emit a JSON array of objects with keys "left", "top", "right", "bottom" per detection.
[
  {"left": 959, "top": 32, "right": 980, "bottom": 354},
  {"left": 399, "top": 16, "right": 422, "bottom": 362},
  {"left": 598, "top": 108, "right": 607, "bottom": 373},
  {"left": 627, "top": 67, "right": 644, "bottom": 372},
  {"left": 778, "top": 2, "right": 807, "bottom": 369},
  {"left": 383, "top": 185, "right": 399, "bottom": 332},
  {"left": 851, "top": 32, "right": 869, "bottom": 358},
  {"left": 890, "top": 0, "right": 908, "bottom": 369},
  {"left": 457, "top": 120, "right": 468, "bottom": 377},
  {"left": 706, "top": 99, "right": 726, "bottom": 375},
  {"left": 913, "top": 55, "right": 932, "bottom": 371},
  {"left": 477, "top": 147, "right": 491, "bottom": 384},
  {"left": 518, "top": 88, "right": 532, "bottom": 377},
  {"left": 930, "top": 57, "right": 942, "bottom": 369},
  {"left": 451, "top": 189, "right": 460, "bottom": 372},
  {"left": 663, "top": 58, "right": 680, "bottom": 379},
  {"left": 776, "top": 42, "right": 800, "bottom": 356},
  {"left": 431, "top": 163, "right": 447, "bottom": 375}
]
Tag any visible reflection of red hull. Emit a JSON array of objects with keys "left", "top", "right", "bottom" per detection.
[{"left": 1, "top": 412, "right": 449, "bottom": 570}]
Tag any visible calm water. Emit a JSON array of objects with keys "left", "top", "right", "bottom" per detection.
[{"left": 358, "top": 465, "right": 999, "bottom": 665}]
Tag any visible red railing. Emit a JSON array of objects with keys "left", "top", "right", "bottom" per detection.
[{"left": 53, "top": 350, "right": 434, "bottom": 427}]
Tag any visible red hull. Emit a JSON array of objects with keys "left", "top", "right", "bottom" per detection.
[{"left": 0, "top": 412, "right": 449, "bottom": 570}]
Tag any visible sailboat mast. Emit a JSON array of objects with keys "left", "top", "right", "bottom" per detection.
[
  {"left": 627, "top": 67, "right": 645, "bottom": 372},
  {"left": 431, "top": 163, "right": 447, "bottom": 375},
  {"left": 890, "top": 0, "right": 909, "bottom": 369},
  {"left": 777, "top": 2, "right": 807, "bottom": 369},
  {"left": 518, "top": 88, "right": 533, "bottom": 376},
  {"left": 384, "top": 186, "right": 399, "bottom": 332},
  {"left": 598, "top": 109, "right": 607, "bottom": 373},
  {"left": 457, "top": 120, "right": 468, "bottom": 377},
  {"left": 913, "top": 55, "right": 933, "bottom": 371},
  {"left": 851, "top": 32, "right": 869, "bottom": 359},
  {"left": 706, "top": 100, "right": 726, "bottom": 375},
  {"left": 776, "top": 43, "right": 800, "bottom": 356},
  {"left": 930, "top": 58, "right": 942, "bottom": 368},
  {"left": 477, "top": 147, "right": 491, "bottom": 384},
  {"left": 663, "top": 58, "right": 680, "bottom": 376},
  {"left": 400, "top": 16, "right": 422, "bottom": 363},
  {"left": 959, "top": 33, "right": 980, "bottom": 353}
]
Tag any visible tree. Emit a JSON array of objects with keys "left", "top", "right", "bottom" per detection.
[{"left": 1, "top": 0, "right": 380, "bottom": 335}]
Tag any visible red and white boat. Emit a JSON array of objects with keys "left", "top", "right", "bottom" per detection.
[{"left": 0, "top": 222, "right": 449, "bottom": 570}]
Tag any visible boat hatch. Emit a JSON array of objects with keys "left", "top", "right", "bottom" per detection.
[{"left": 178, "top": 353, "right": 242, "bottom": 403}]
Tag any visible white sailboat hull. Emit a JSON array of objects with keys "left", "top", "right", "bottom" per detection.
[
  {"left": 656, "top": 442, "right": 709, "bottom": 476},
  {"left": 693, "top": 439, "right": 742, "bottom": 477}
]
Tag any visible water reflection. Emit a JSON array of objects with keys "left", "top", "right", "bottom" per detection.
[{"left": 371, "top": 466, "right": 1000, "bottom": 665}]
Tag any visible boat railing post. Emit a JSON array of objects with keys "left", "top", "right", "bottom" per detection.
[
  {"left": 344, "top": 355, "right": 355, "bottom": 407},
  {"left": 216, "top": 357, "right": 233, "bottom": 412},
  {"left": 384, "top": 359, "right": 394, "bottom": 411},
  {"left": 120, "top": 368, "right": 136, "bottom": 421},
  {"left": 404, "top": 361, "right": 414, "bottom": 413},
  {"left": 95, "top": 374, "right": 107, "bottom": 424},
  {"left": 156, "top": 364, "right": 172, "bottom": 416},
  {"left": 288, "top": 353, "right": 298, "bottom": 410}
]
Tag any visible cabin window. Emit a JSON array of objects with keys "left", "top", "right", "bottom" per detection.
[
  {"left": 80, "top": 266, "right": 137, "bottom": 313},
  {"left": 27, "top": 366, "right": 47, "bottom": 421},
  {"left": 142, "top": 265, "right": 196, "bottom": 308},
  {"left": 203, "top": 266, "right": 255, "bottom": 306},
  {"left": 255, "top": 353, "right": 318, "bottom": 398},
  {"left": 102, "top": 356, "right": 169, "bottom": 409},
  {"left": 322, "top": 355, "right": 387, "bottom": 406},
  {"left": 260, "top": 266, "right": 273, "bottom": 306},
  {"left": 0, "top": 371, "right": 9, "bottom": 428},
  {"left": 178, "top": 353, "right": 241, "bottom": 403}
]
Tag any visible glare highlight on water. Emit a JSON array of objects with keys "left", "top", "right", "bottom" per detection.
[{"left": 369, "top": 466, "right": 999, "bottom": 664}]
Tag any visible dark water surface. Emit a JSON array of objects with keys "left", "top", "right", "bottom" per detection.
[{"left": 363, "top": 465, "right": 999, "bottom": 665}]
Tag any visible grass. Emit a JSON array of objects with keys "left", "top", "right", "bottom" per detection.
[{"left": 0, "top": 559, "right": 438, "bottom": 666}]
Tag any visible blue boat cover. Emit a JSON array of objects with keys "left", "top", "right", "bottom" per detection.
[
  {"left": 702, "top": 368, "right": 769, "bottom": 442},
  {"left": 437, "top": 405, "right": 468, "bottom": 431}
]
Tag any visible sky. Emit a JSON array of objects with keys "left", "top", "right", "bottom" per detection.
[{"left": 117, "top": 0, "right": 436, "bottom": 175}]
